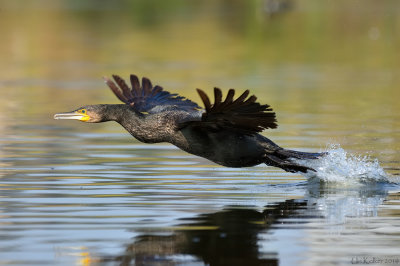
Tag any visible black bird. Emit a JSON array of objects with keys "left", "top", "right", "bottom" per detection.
[{"left": 54, "top": 74, "right": 324, "bottom": 173}]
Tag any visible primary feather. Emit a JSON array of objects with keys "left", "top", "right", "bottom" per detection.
[{"left": 104, "top": 74, "right": 201, "bottom": 113}]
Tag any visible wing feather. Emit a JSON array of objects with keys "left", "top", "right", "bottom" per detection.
[
  {"left": 105, "top": 74, "right": 201, "bottom": 113},
  {"left": 112, "top": 75, "right": 133, "bottom": 102},
  {"left": 141, "top": 77, "right": 152, "bottom": 95},
  {"left": 181, "top": 88, "right": 278, "bottom": 134},
  {"left": 222, "top": 89, "right": 235, "bottom": 107},
  {"left": 196, "top": 89, "right": 211, "bottom": 112},
  {"left": 103, "top": 77, "right": 128, "bottom": 103},
  {"left": 130, "top": 74, "right": 141, "bottom": 95},
  {"left": 213, "top": 88, "right": 223, "bottom": 111},
  {"left": 105, "top": 74, "right": 277, "bottom": 134}
]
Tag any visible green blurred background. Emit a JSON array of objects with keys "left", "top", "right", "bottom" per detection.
[{"left": 0, "top": 0, "right": 399, "bottom": 153}]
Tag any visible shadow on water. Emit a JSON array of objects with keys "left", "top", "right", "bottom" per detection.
[{"left": 96, "top": 182, "right": 397, "bottom": 266}]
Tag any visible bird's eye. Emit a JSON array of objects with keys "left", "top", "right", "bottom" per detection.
[{"left": 81, "top": 109, "right": 86, "bottom": 114}]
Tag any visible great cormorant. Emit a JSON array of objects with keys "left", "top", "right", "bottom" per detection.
[{"left": 54, "top": 74, "right": 324, "bottom": 173}]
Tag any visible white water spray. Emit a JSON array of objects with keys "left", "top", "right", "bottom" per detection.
[{"left": 295, "top": 144, "right": 389, "bottom": 184}]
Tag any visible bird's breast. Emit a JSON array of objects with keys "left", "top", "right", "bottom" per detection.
[{"left": 174, "top": 129, "right": 267, "bottom": 167}]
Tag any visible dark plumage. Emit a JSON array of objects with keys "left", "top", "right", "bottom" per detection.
[{"left": 54, "top": 74, "right": 325, "bottom": 173}]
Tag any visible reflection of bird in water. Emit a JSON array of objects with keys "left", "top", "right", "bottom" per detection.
[
  {"left": 54, "top": 74, "right": 324, "bottom": 173},
  {"left": 96, "top": 200, "right": 311, "bottom": 265}
]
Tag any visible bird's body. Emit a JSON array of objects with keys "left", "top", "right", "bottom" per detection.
[{"left": 55, "top": 74, "right": 324, "bottom": 173}]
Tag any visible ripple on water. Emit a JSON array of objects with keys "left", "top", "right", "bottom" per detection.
[{"left": 2, "top": 132, "right": 400, "bottom": 265}]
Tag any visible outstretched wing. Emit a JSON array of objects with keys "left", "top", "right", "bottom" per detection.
[
  {"left": 104, "top": 74, "right": 201, "bottom": 113},
  {"left": 180, "top": 88, "right": 277, "bottom": 134}
]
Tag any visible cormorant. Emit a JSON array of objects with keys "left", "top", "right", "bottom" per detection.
[{"left": 54, "top": 74, "right": 324, "bottom": 173}]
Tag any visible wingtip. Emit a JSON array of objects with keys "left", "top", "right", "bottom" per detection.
[
  {"left": 141, "top": 77, "right": 153, "bottom": 92},
  {"left": 130, "top": 74, "right": 140, "bottom": 93},
  {"left": 141, "top": 77, "right": 151, "bottom": 83},
  {"left": 213, "top": 87, "right": 223, "bottom": 105},
  {"left": 213, "top": 87, "right": 222, "bottom": 93},
  {"left": 112, "top": 74, "right": 123, "bottom": 82},
  {"left": 196, "top": 88, "right": 211, "bottom": 111}
]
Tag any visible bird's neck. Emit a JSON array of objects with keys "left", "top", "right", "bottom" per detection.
[
  {"left": 102, "top": 104, "right": 165, "bottom": 143},
  {"left": 98, "top": 104, "right": 136, "bottom": 122}
]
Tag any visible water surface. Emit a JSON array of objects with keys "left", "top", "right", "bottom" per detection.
[{"left": 1, "top": 1, "right": 400, "bottom": 265}]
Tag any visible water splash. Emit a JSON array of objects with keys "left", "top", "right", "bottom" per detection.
[{"left": 295, "top": 144, "right": 390, "bottom": 184}]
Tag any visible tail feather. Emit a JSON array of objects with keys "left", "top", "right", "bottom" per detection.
[
  {"left": 264, "top": 148, "right": 326, "bottom": 173},
  {"left": 275, "top": 149, "right": 326, "bottom": 160},
  {"left": 264, "top": 154, "right": 315, "bottom": 173}
]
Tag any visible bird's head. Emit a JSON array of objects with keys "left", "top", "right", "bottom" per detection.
[{"left": 54, "top": 105, "right": 108, "bottom": 123}]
